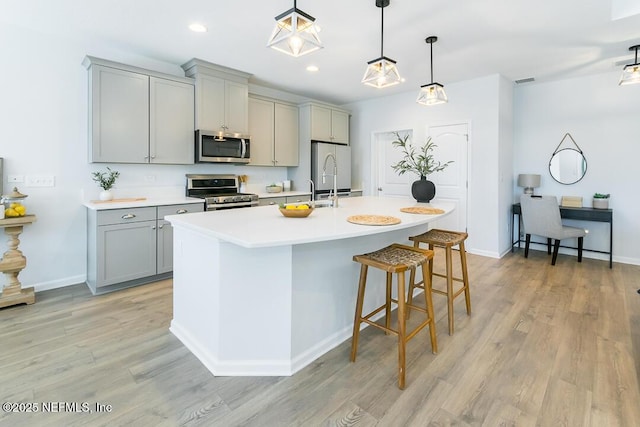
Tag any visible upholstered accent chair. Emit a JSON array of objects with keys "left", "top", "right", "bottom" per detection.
[{"left": 520, "top": 195, "right": 588, "bottom": 265}]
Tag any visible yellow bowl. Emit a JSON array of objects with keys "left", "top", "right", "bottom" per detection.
[{"left": 279, "top": 207, "right": 314, "bottom": 218}]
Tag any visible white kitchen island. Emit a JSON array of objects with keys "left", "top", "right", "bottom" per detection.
[{"left": 166, "top": 196, "right": 453, "bottom": 376}]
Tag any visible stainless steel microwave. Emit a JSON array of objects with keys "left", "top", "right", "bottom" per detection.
[{"left": 196, "top": 130, "right": 250, "bottom": 163}]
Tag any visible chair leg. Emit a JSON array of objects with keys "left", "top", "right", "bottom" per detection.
[
  {"left": 577, "top": 237, "right": 583, "bottom": 262},
  {"left": 421, "top": 263, "right": 438, "bottom": 354},
  {"left": 445, "top": 246, "right": 455, "bottom": 335},
  {"left": 459, "top": 241, "right": 471, "bottom": 315},
  {"left": 396, "top": 272, "right": 407, "bottom": 389},
  {"left": 551, "top": 239, "right": 560, "bottom": 265},
  {"left": 350, "top": 264, "right": 368, "bottom": 362},
  {"left": 385, "top": 272, "right": 392, "bottom": 333},
  {"left": 407, "top": 266, "right": 416, "bottom": 319},
  {"left": 547, "top": 238, "right": 552, "bottom": 255},
  {"left": 524, "top": 234, "right": 531, "bottom": 258}
]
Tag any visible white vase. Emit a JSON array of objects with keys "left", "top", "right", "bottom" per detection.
[
  {"left": 592, "top": 198, "right": 609, "bottom": 209},
  {"left": 99, "top": 190, "right": 113, "bottom": 201}
]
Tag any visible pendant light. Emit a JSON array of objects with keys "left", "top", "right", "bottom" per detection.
[
  {"left": 362, "top": 0, "right": 402, "bottom": 88},
  {"left": 619, "top": 44, "right": 640, "bottom": 86},
  {"left": 416, "top": 36, "right": 448, "bottom": 105},
  {"left": 267, "top": 0, "right": 323, "bottom": 57}
]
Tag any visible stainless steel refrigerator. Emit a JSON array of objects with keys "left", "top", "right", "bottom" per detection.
[{"left": 311, "top": 142, "right": 351, "bottom": 198}]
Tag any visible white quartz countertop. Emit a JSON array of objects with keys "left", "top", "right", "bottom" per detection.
[
  {"left": 83, "top": 196, "right": 204, "bottom": 210},
  {"left": 166, "top": 196, "right": 453, "bottom": 248}
]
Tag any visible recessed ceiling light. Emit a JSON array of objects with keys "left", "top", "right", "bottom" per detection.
[
  {"left": 306, "top": 65, "right": 319, "bottom": 72},
  {"left": 189, "top": 23, "right": 207, "bottom": 33}
]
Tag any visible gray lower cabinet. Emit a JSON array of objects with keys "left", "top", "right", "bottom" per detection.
[
  {"left": 258, "top": 195, "right": 311, "bottom": 206},
  {"left": 87, "top": 203, "right": 204, "bottom": 294}
]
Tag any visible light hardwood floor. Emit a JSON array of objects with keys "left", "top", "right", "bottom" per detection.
[{"left": 1, "top": 249, "right": 640, "bottom": 426}]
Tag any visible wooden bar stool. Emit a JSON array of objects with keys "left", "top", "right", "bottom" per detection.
[
  {"left": 408, "top": 229, "right": 471, "bottom": 335},
  {"left": 351, "top": 243, "right": 437, "bottom": 389}
]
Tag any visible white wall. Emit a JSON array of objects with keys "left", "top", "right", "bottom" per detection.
[
  {"left": 0, "top": 24, "right": 289, "bottom": 291},
  {"left": 344, "top": 74, "right": 512, "bottom": 258},
  {"left": 513, "top": 71, "right": 640, "bottom": 265}
]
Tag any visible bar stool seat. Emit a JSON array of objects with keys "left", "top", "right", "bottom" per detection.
[
  {"left": 408, "top": 229, "right": 471, "bottom": 335},
  {"left": 351, "top": 243, "right": 437, "bottom": 389}
]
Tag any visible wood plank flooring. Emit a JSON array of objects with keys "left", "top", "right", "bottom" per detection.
[{"left": 1, "top": 249, "right": 639, "bottom": 426}]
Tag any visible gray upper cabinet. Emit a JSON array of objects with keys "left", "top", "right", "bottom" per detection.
[
  {"left": 88, "top": 65, "right": 150, "bottom": 163},
  {"left": 249, "top": 97, "right": 299, "bottom": 167},
  {"left": 182, "top": 59, "right": 251, "bottom": 135},
  {"left": 149, "top": 77, "right": 195, "bottom": 164},
  {"left": 84, "top": 56, "right": 195, "bottom": 164},
  {"left": 306, "top": 103, "right": 350, "bottom": 145}
]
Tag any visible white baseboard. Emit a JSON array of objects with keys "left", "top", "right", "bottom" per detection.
[{"left": 33, "top": 275, "right": 86, "bottom": 293}]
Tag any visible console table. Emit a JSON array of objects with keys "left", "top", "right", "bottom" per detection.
[
  {"left": 511, "top": 203, "right": 613, "bottom": 268},
  {"left": 0, "top": 215, "right": 37, "bottom": 308}
]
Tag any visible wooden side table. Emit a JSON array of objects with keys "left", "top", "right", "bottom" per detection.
[{"left": 0, "top": 215, "right": 37, "bottom": 308}]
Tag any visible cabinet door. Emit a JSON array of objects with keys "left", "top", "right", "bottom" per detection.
[
  {"left": 274, "top": 103, "right": 299, "bottom": 166},
  {"left": 225, "top": 80, "right": 249, "bottom": 134},
  {"left": 149, "top": 77, "right": 195, "bottom": 164},
  {"left": 197, "top": 74, "right": 225, "bottom": 131},
  {"left": 90, "top": 65, "right": 149, "bottom": 163},
  {"left": 331, "top": 110, "right": 350, "bottom": 145},
  {"left": 156, "top": 203, "right": 204, "bottom": 274},
  {"left": 96, "top": 220, "right": 157, "bottom": 287},
  {"left": 156, "top": 220, "right": 173, "bottom": 274},
  {"left": 248, "top": 97, "right": 275, "bottom": 166},
  {"left": 310, "top": 105, "right": 332, "bottom": 142}
]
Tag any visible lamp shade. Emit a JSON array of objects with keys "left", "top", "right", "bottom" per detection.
[
  {"left": 517, "top": 174, "right": 541, "bottom": 194},
  {"left": 619, "top": 44, "right": 640, "bottom": 86},
  {"left": 267, "top": 5, "right": 322, "bottom": 57}
]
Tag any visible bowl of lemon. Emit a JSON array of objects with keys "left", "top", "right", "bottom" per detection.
[{"left": 279, "top": 203, "right": 314, "bottom": 218}]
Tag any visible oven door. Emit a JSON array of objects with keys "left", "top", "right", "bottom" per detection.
[{"left": 196, "top": 130, "right": 250, "bottom": 163}]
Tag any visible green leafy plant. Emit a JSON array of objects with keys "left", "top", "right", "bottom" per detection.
[
  {"left": 91, "top": 167, "right": 120, "bottom": 191},
  {"left": 593, "top": 193, "right": 610, "bottom": 199},
  {"left": 390, "top": 132, "right": 453, "bottom": 178}
]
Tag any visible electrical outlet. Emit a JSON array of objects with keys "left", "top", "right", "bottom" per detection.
[
  {"left": 7, "top": 175, "right": 24, "bottom": 183},
  {"left": 25, "top": 175, "right": 55, "bottom": 187}
]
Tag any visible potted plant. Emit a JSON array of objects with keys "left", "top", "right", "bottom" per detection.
[
  {"left": 92, "top": 167, "right": 120, "bottom": 201},
  {"left": 592, "top": 193, "right": 610, "bottom": 209},
  {"left": 391, "top": 132, "right": 453, "bottom": 202}
]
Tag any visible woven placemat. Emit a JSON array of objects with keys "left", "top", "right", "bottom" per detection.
[
  {"left": 347, "top": 214, "right": 401, "bottom": 226},
  {"left": 400, "top": 207, "right": 445, "bottom": 215}
]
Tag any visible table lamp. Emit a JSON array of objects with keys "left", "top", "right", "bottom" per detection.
[{"left": 517, "top": 174, "right": 541, "bottom": 195}]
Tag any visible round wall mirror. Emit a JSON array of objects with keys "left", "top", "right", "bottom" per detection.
[{"left": 549, "top": 148, "right": 587, "bottom": 185}]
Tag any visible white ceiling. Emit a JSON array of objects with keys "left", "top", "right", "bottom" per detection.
[{"left": 4, "top": 0, "right": 640, "bottom": 105}]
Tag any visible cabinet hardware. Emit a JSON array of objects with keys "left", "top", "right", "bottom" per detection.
[
  {"left": 121, "top": 214, "right": 136, "bottom": 219},
  {"left": 176, "top": 209, "right": 188, "bottom": 214}
]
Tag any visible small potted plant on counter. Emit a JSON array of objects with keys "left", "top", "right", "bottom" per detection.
[
  {"left": 592, "top": 193, "right": 610, "bottom": 209},
  {"left": 92, "top": 167, "right": 120, "bottom": 201}
]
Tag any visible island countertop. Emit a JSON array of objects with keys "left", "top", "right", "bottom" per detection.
[{"left": 166, "top": 196, "right": 453, "bottom": 249}]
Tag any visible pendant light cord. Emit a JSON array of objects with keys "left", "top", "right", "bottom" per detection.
[
  {"left": 430, "top": 41, "right": 434, "bottom": 84},
  {"left": 380, "top": 4, "right": 385, "bottom": 57}
]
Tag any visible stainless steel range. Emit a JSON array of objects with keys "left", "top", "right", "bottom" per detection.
[{"left": 186, "top": 174, "right": 258, "bottom": 211}]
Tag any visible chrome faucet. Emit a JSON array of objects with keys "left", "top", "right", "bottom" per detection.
[
  {"left": 322, "top": 152, "right": 338, "bottom": 208},
  {"left": 307, "top": 179, "right": 315, "bottom": 206}
]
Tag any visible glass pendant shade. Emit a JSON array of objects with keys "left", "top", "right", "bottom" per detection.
[
  {"left": 362, "top": 0, "right": 402, "bottom": 89},
  {"left": 417, "top": 36, "right": 448, "bottom": 106},
  {"left": 362, "top": 56, "right": 402, "bottom": 88},
  {"left": 619, "top": 45, "right": 640, "bottom": 86},
  {"left": 267, "top": 4, "right": 322, "bottom": 57},
  {"left": 416, "top": 83, "right": 448, "bottom": 105}
]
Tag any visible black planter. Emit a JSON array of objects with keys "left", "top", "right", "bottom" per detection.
[{"left": 411, "top": 176, "right": 436, "bottom": 202}]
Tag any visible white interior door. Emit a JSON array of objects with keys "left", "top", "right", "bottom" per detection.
[
  {"left": 427, "top": 123, "right": 469, "bottom": 232},
  {"left": 375, "top": 129, "right": 415, "bottom": 198}
]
